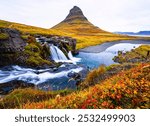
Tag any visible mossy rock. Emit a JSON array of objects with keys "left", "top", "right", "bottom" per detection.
[
  {"left": 0, "top": 33, "right": 9, "bottom": 40},
  {"left": 23, "top": 36, "right": 53, "bottom": 67},
  {"left": 113, "top": 45, "right": 150, "bottom": 63},
  {"left": 26, "top": 56, "right": 52, "bottom": 67},
  {"left": 21, "top": 35, "right": 29, "bottom": 40}
]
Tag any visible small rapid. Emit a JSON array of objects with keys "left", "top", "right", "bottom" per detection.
[
  {"left": 0, "top": 65, "right": 83, "bottom": 85},
  {"left": 50, "top": 44, "right": 80, "bottom": 63}
]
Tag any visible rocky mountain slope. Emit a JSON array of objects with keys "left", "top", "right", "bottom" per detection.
[
  {"left": 52, "top": 6, "right": 108, "bottom": 36},
  {"left": 52, "top": 6, "right": 108, "bottom": 34},
  {"left": 52, "top": 6, "right": 137, "bottom": 49}
]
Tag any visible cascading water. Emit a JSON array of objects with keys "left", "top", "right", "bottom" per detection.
[
  {"left": 68, "top": 51, "right": 81, "bottom": 62},
  {"left": 50, "top": 44, "right": 68, "bottom": 62},
  {"left": 50, "top": 45, "right": 80, "bottom": 63},
  {"left": 0, "top": 44, "right": 83, "bottom": 91}
]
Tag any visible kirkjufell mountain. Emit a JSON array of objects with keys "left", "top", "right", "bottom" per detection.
[
  {"left": 0, "top": 6, "right": 132, "bottom": 49},
  {"left": 62, "top": 6, "right": 88, "bottom": 22},
  {"left": 52, "top": 6, "right": 108, "bottom": 34}
]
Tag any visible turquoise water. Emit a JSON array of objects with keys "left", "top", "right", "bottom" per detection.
[{"left": 76, "top": 40, "right": 150, "bottom": 69}]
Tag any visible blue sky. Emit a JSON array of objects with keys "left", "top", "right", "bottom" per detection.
[{"left": 0, "top": 0, "right": 150, "bottom": 32}]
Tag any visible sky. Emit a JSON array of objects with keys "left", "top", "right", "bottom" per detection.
[{"left": 0, "top": 0, "right": 150, "bottom": 32}]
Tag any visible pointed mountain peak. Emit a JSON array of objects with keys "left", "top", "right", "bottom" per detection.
[{"left": 63, "top": 6, "right": 88, "bottom": 22}]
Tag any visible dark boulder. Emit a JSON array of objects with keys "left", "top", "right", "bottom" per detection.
[
  {"left": 0, "top": 28, "right": 26, "bottom": 53},
  {"left": 0, "top": 80, "right": 35, "bottom": 95},
  {"left": 0, "top": 28, "right": 26, "bottom": 67}
]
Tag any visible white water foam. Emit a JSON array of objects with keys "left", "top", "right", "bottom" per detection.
[
  {"left": 68, "top": 51, "right": 81, "bottom": 63},
  {"left": 0, "top": 66, "right": 83, "bottom": 85},
  {"left": 50, "top": 45, "right": 80, "bottom": 64}
]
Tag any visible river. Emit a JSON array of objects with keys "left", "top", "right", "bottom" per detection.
[
  {"left": 75, "top": 40, "right": 150, "bottom": 69},
  {"left": 0, "top": 40, "right": 150, "bottom": 91}
]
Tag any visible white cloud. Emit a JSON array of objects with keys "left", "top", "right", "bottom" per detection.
[{"left": 0, "top": 0, "right": 149, "bottom": 32}]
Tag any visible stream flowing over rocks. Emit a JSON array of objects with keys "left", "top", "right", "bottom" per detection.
[
  {"left": 0, "top": 28, "right": 88, "bottom": 94},
  {"left": 1, "top": 28, "right": 150, "bottom": 94}
]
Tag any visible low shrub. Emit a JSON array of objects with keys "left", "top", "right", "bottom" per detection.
[
  {"left": 0, "top": 88, "right": 73, "bottom": 109},
  {"left": 22, "top": 63, "right": 150, "bottom": 109}
]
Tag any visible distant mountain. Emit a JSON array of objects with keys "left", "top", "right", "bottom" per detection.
[
  {"left": 115, "top": 31, "right": 150, "bottom": 35},
  {"left": 137, "top": 31, "right": 150, "bottom": 35}
]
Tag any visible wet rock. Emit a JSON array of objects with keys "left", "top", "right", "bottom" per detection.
[
  {"left": 52, "top": 67, "right": 58, "bottom": 72},
  {"left": 0, "top": 80, "right": 35, "bottom": 95},
  {"left": 36, "top": 35, "right": 78, "bottom": 56},
  {"left": 68, "top": 72, "right": 78, "bottom": 78},
  {"left": 0, "top": 28, "right": 26, "bottom": 53}
]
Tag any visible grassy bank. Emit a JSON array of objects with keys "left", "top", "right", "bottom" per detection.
[
  {"left": 1, "top": 19, "right": 148, "bottom": 49},
  {"left": 20, "top": 63, "right": 149, "bottom": 109},
  {"left": 0, "top": 43, "right": 150, "bottom": 109}
]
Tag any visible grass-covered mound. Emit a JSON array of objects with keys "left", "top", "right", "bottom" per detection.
[
  {"left": 52, "top": 19, "right": 139, "bottom": 49},
  {"left": 0, "top": 20, "right": 66, "bottom": 36},
  {"left": 20, "top": 63, "right": 150, "bottom": 109},
  {"left": 113, "top": 45, "right": 150, "bottom": 63},
  {"left": 22, "top": 36, "right": 53, "bottom": 67}
]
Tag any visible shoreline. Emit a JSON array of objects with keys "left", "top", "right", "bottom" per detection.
[{"left": 79, "top": 40, "right": 150, "bottom": 53}]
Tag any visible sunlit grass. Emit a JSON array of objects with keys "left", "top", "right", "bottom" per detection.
[
  {"left": 113, "top": 45, "right": 150, "bottom": 63},
  {"left": 1, "top": 19, "right": 149, "bottom": 49},
  {"left": 21, "top": 63, "right": 150, "bottom": 109}
]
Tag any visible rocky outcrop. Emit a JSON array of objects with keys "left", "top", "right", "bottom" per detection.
[
  {"left": 0, "top": 80, "right": 35, "bottom": 95},
  {"left": 0, "top": 28, "right": 79, "bottom": 68},
  {"left": 63, "top": 6, "right": 88, "bottom": 22},
  {"left": 36, "top": 35, "right": 78, "bottom": 55},
  {"left": 0, "top": 28, "right": 26, "bottom": 53},
  {"left": 0, "top": 28, "right": 26, "bottom": 67}
]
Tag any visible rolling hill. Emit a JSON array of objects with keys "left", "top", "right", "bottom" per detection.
[
  {"left": 0, "top": 19, "right": 66, "bottom": 36},
  {"left": 0, "top": 6, "right": 143, "bottom": 49}
]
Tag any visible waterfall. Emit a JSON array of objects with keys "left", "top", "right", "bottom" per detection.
[
  {"left": 50, "top": 45, "right": 68, "bottom": 62},
  {"left": 50, "top": 45, "right": 80, "bottom": 63},
  {"left": 68, "top": 51, "right": 81, "bottom": 62}
]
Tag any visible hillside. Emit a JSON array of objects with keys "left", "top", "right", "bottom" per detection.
[
  {"left": 52, "top": 6, "right": 108, "bottom": 34},
  {"left": 0, "top": 19, "right": 66, "bottom": 36},
  {"left": 52, "top": 6, "right": 138, "bottom": 49},
  {"left": 22, "top": 63, "right": 150, "bottom": 109},
  {"left": 1, "top": 62, "right": 149, "bottom": 109},
  {"left": 0, "top": 6, "right": 141, "bottom": 49}
]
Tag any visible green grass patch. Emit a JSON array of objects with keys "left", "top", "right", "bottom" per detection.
[
  {"left": 0, "top": 88, "right": 74, "bottom": 109},
  {"left": 0, "top": 33, "right": 9, "bottom": 40}
]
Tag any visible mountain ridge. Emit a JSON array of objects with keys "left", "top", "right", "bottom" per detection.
[{"left": 115, "top": 31, "right": 150, "bottom": 35}]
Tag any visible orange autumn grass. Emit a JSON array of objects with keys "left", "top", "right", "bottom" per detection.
[{"left": 22, "top": 63, "right": 150, "bottom": 109}]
